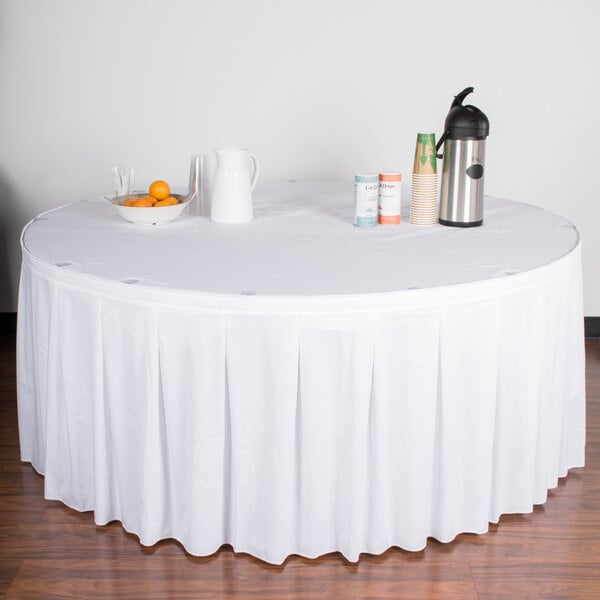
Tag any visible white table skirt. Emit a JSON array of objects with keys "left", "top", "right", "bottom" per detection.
[{"left": 17, "top": 181, "right": 586, "bottom": 563}]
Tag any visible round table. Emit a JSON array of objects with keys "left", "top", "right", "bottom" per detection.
[{"left": 17, "top": 181, "right": 586, "bottom": 564}]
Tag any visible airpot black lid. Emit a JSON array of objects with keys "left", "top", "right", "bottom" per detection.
[{"left": 443, "top": 87, "right": 489, "bottom": 140}]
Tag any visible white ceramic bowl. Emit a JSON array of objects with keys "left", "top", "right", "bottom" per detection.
[{"left": 108, "top": 193, "right": 191, "bottom": 225}]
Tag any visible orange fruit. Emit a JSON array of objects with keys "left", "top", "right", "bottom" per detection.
[
  {"left": 149, "top": 180, "right": 170, "bottom": 200},
  {"left": 154, "top": 196, "right": 179, "bottom": 207},
  {"left": 133, "top": 198, "right": 154, "bottom": 207},
  {"left": 140, "top": 194, "right": 157, "bottom": 205},
  {"left": 122, "top": 199, "right": 136, "bottom": 207}
]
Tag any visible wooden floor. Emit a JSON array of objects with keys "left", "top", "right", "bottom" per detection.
[{"left": 1, "top": 331, "right": 599, "bottom": 600}]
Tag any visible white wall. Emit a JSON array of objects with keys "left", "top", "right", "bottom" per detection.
[{"left": 1, "top": 0, "right": 599, "bottom": 313}]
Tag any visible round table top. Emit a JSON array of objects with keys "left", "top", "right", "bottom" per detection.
[{"left": 21, "top": 180, "right": 579, "bottom": 298}]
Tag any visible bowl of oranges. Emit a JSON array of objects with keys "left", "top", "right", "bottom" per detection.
[{"left": 108, "top": 180, "right": 192, "bottom": 225}]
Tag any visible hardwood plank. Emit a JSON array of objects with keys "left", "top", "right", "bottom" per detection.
[
  {"left": 0, "top": 496, "right": 46, "bottom": 527},
  {"left": 3, "top": 557, "right": 480, "bottom": 600},
  {"left": 0, "top": 560, "right": 22, "bottom": 599},
  {"left": 0, "top": 467, "right": 45, "bottom": 498},
  {"left": 471, "top": 562, "right": 600, "bottom": 600}
]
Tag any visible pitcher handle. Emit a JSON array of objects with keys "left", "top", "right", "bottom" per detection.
[{"left": 249, "top": 154, "right": 260, "bottom": 191}]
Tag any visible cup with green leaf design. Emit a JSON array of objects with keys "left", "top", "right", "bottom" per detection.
[{"left": 413, "top": 133, "right": 437, "bottom": 174}]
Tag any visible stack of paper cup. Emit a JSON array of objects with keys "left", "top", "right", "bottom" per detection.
[{"left": 410, "top": 133, "right": 438, "bottom": 226}]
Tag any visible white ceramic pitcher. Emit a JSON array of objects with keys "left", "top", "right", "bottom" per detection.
[{"left": 210, "top": 147, "right": 259, "bottom": 223}]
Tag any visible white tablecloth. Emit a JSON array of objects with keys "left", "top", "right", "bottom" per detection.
[{"left": 17, "top": 181, "right": 586, "bottom": 563}]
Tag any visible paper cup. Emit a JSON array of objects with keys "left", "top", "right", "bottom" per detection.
[{"left": 412, "top": 133, "right": 437, "bottom": 175}]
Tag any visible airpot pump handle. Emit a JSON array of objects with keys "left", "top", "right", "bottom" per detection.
[{"left": 451, "top": 86, "right": 474, "bottom": 108}]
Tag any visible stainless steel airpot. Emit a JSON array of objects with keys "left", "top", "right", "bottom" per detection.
[{"left": 437, "top": 87, "right": 489, "bottom": 227}]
